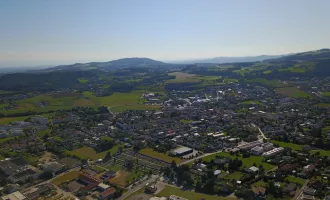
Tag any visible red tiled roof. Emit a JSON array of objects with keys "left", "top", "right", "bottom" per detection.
[
  {"left": 100, "top": 187, "right": 116, "bottom": 198},
  {"left": 78, "top": 173, "right": 101, "bottom": 184}
]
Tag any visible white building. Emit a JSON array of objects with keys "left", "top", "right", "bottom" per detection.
[
  {"left": 262, "top": 143, "right": 274, "bottom": 151},
  {"left": 262, "top": 147, "right": 285, "bottom": 158}
]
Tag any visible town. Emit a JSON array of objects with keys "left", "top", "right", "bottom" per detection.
[{"left": 1, "top": 72, "right": 330, "bottom": 200}]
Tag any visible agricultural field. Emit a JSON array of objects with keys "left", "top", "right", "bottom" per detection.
[
  {"left": 157, "top": 186, "right": 236, "bottom": 200},
  {"left": 246, "top": 78, "right": 288, "bottom": 88},
  {"left": 166, "top": 72, "right": 199, "bottom": 83},
  {"left": 139, "top": 148, "right": 182, "bottom": 164},
  {"left": 77, "top": 78, "right": 89, "bottom": 84},
  {"left": 51, "top": 171, "right": 80, "bottom": 186},
  {"left": 202, "top": 152, "right": 274, "bottom": 171},
  {"left": 0, "top": 116, "right": 29, "bottom": 125},
  {"left": 271, "top": 140, "right": 303, "bottom": 151},
  {"left": 275, "top": 87, "right": 311, "bottom": 98}
]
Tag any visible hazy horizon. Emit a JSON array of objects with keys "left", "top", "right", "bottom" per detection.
[{"left": 1, "top": 0, "right": 330, "bottom": 67}]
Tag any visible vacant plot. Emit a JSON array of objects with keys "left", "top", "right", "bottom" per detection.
[
  {"left": 166, "top": 72, "right": 199, "bottom": 83},
  {"left": 285, "top": 176, "right": 306, "bottom": 186},
  {"left": 275, "top": 87, "right": 311, "bottom": 98},
  {"left": 157, "top": 186, "right": 236, "bottom": 200},
  {"left": 271, "top": 140, "right": 303, "bottom": 151},
  {"left": 51, "top": 171, "right": 80, "bottom": 186},
  {"left": 202, "top": 152, "right": 274, "bottom": 171},
  {"left": 65, "top": 147, "right": 106, "bottom": 160},
  {"left": 109, "top": 170, "right": 130, "bottom": 187},
  {"left": 140, "top": 148, "right": 182, "bottom": 164}
]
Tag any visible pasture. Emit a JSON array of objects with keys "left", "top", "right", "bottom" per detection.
[
  {"left": 65, "top": 147, "right": 107, "bottom": 160},
  {"left": 275, "top": 87, "right": 311, "bottom": 98},
  {"left": 271, "top": 140, "right": 303, "bottom": 151},
  {"left": 166, "top": 72, "right": 199, "bottom": 83}
]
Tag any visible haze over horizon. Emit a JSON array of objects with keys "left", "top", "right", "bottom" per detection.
[{"left": 1, "top": 0, "right": 330, "bottom": 67}]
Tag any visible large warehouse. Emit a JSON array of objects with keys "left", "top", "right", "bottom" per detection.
[{"left": 171, "top": 147, "right": 193, "bottom": 157}]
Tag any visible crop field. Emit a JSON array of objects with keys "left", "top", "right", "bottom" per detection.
[
  {"left": 65, "top": 147, "right": 107, "bottom": 160},
  {"left": 157, "top": 186, "right": 236, "bottom": 200},
  {"left": 166, "top": 72, "right": 199, "bottom": 83},
  {"left": 51, "top": 171, "right": 80, "bottom": 186},
  {"left": 275, "top": 87, "right": 311, "bottom": 98},
  {"left": 202, "top": 152, "right": 274, "bottom": 171},
  {"left": 139, "top": 148, "right": 182, "bottom": 164}
]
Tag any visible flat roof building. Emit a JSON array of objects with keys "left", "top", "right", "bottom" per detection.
[{"left": 171, "top": 147, "right": 193, "bottom": 157}]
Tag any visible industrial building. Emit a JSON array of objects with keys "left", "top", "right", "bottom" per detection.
[
  {"left": 170, "top": 147, "right": 193, "bottom": 157},
  {"left": 238, "top": 140, "right": 262, "bottom": 151}
]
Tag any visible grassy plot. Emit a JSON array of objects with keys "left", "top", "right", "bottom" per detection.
[
  {"left": 246, "top": 78, "right": 288, "bottom": 88},
  {"left": 271, "top": 140, "right": 303, "bottom": 151},
  {"left": 241, "top": 100, "right": 261, "bottom": 105},
  {"left": 78, "top": 78, "right": 89, "bottom": 84},
  {"left": 166, "top": 72, "right": 199, "bottom": 83},
  {"left": 202, "top": 152, "right": 274, "bottom": 171},
  {"left": 310, "top": 149, "right": 330, "bottom": 157},
  {"left": 322, "top": 92, "right": 330, "bottom": 97},
  {"left": 0, "top": 116, "right": 29, "bottom": 125},
  {"left": 139, "top": 148, "right": 182, "bottom": 164},
  {"left": 275, "top": 87, "right": 311, "bottom": 98},
  {"left": 51, "top": 171, "right": 80, "bottom": 186},
  {"left": 314, "top": 103, "right": 330, "bottom": 108},
  {"left": 37, "top": 129, "right": 51, "bottom": 137},
  {"left": 285, "top": 176, "right": 306, "bottom": 185},
  {"left": 65, "top": 147, "right": 107, "bottom": 160},
  {"left": 223, "top": 172, "right": 244, "bottom": 180},
  {"left": 157, "top": 186, "right": 236, "bottom": 200}
]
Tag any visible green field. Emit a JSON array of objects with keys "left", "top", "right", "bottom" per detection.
[
  {"left": 157, "top": 186, "right": 235, "bottom": 200},
  {"left": 310, "top": 149, "right": 330, "bottom": 157},
  {"left": 314, "top": 103, "right": 330, "bottom": 108},
  {"left": 1, "top": 90, "right": 160, "bottom": 115},
  {"left": 285, "top": 176, "right": 306, "bottom": 185},
  {"left": 202, "top": 152, "right": 274, "bottom": 171},
  {"left": 166, "top": 72, "right": 199, "bottom": 83},
  {"left": 271, "top": 140, "right": 303, "bottom": 151},
  {"left": 37, "top": 129, "right": 51, "bottom": 137},
  {"left": 78, "top": 78, "right": 89, "bottom": 84},
  {"left": 0, "top": 116, "right": 29, "bottom": 125},
  {"left": 223, "top": 172, "right": 244, "bottom": 180},
  {"left": 246, "top": 78, "right": 288, "bottom": 88},
  {"left": 275, "top": 87, "right": 311, "bottom": 98},
  {"left": 65, "top": 147, "right": 107, "bottom": 160},
  {"left": 241, "top": 100, "right": 261, "bottom": 105},
  {"left": 139, "top": 148, "right": 182, "bottom": 164},
  {"left": 51, "top": 171, "right": 80, "bottom": 186},
  {"left": 322, "top": 92, "right": 330, "bottom": 97}
]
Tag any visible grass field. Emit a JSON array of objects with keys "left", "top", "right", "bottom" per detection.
[
  {"left": 275, "top": 87, "right": 311, "bottom": 98},
  {"left": 223, "top": 172, "right": 244, "bottom": 180},
  {"left": 314, "top": 103, "right": 330, "bottom": 108},
  {"left": 0, "top": 137, "right": 16, "bottom": 144},
  {"left": 157, "top": 186, "right": 236, "bottom": 200},
  {"left": 0, "top": 116, "right": 29, "bottom": 125},
  {"left": 51, "top": 171, "right": 80, "bottom": 186},
  {"left": 65, "top": 147, "right": 107, "bottom": 160},
  {"left": 246, "top": 78, "right": 288, "bottom": 88},
  {"left": 1, "top": 90, "right": 159, "bottom": 115},
  {"left": 241, "top": 100, "right": 261, "bottom": 105},
  {"left": 166, "top": 72, "right": 199, "bottom": 83},
  {"left": 202, "top": 152, "right": 274, "bottom": 171},
  {"left": 285, "top": 176, "right": 306, "bottom": 185},
  {"left": 139, "top": 148, "right": 182, "bottom": 164},
  {"left": 78, "top": 78, "right": 89, "bottom": 84},
  {"left": 310, "top": 149, "right": 330, "bottom": 157},
  {"left": 322, "top": 92, "right": 330, "bottom": 97},
  {"left": 37, "top": 129, "right": 51, "bottom": 137},
  {"left": 253, "top": 180, "right": 267, "bottom": 187},
  {"left": 271, "top": 140, "right": 303, "bottom": 151},
  {"left": 109, "top": 170, "right": 130, "bottom": 187}
]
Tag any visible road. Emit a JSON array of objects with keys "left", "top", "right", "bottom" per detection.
[
  {"left": 179, "top": 150, "right": 223, "bottom": 166},
  {"left": 118, "top": 175, "right": 160, "bottom": 200},
  {"left": 294, "top": 181, "right": 309, "bottom": 200}
]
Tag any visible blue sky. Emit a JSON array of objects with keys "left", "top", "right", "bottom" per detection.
[{"left": 1, "top": 0, "right": 330, "bottom": 67}]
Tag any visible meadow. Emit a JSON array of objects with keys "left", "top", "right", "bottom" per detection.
[
  {"left": 275, "top": 87, "right": 311, "bottom": 98},
  {"left": 139, "top": 148, "right": 182, "bottom": 164},
  {"left": 271, "top": 140, "right": 303, "bottom": 151}
]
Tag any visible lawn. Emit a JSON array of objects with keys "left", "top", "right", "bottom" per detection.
[
  {"left": 65, "top": 147, "right": 107, "bottom": 160},
  {"left": 126, "top": 170, "right": 146, "bottom": 183},
  {"left": 275, "top": 87, "right": 311, "bottom": 98},
  {"left": 253, "top": 180, "right": 267, "bottom": 187},
  {"left": 139, "top": 148, "right": 182, "bottom": 164},
  {"left": 202, "top": 152, "right": 274, "bottom": 171},
  {"left": 223, "top": 172, "right": 244, "bottom": 180},
  {"left": 271, "top": 140, "right": 303, "bottom": 151},
  {"left": 166, "top": 72, "right": 199, "bottom": 83},
  {"left": 322, "top": 92, "right": 330, "bottom": 97},
  {"left": 285, "top": 176, "right": 306, "bottom": 185},
  {"left": 157, "top": 186, "right": 236, "bottom": 200},
  {"left": 51, "top": 171, "right": 80, "bottom": 186},
  {"left": 37, "top": 129, "right": 51, "bottom": 137},
  {"left": 310, "top": 149, "right": 330, "bottom": 157},
  {"left": 0, "top": 137, "right": 16, "bottom": 144}
]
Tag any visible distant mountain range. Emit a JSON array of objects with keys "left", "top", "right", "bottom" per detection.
[
  {"left": 172, "top": 55, "right": 286, "bottom": 64},
  {"left": 1, "top": 49, "right": 329, "bottom": 73}
]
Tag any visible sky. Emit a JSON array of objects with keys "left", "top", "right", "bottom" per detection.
[{"left": 1, "top": 0, "right": 330, "bottom": 67}]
